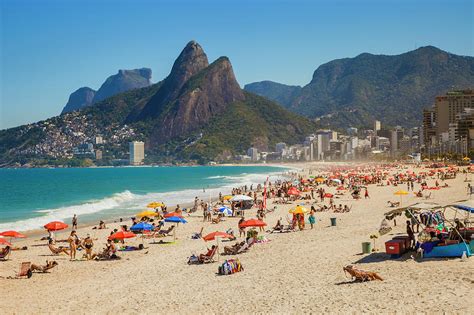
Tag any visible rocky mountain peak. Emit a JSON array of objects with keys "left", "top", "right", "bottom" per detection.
[
  {"left": 136, "top": 41, "right": 209, "bottom": 120},
  {"left": 61, "top": 87, "right": 96, "bottom": 114}
]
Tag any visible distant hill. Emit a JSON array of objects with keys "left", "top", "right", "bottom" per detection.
[
  {"left": 244, "top": 81, "right": 301, "bottom": 108},
  {"left": 1, "top": 41, "right": 315, "bottom": 166},
  {"left": 61, "top": 68, "right": 152, "bottom": 114},
  {"left": 245, "top": 46, "right": 474, "bottom": 128}
]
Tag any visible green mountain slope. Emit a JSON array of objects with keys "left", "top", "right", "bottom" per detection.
[{"left": 245, "top": 46, "right": 474, "bottom": 128}]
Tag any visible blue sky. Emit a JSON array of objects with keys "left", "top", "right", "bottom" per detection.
[{"left": 1, "top": 0, "right": 472, "bottom": 129}]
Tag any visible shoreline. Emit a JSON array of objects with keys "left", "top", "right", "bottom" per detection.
[{"left": 2, "top": 165, "right": 296, "bottom": 236}]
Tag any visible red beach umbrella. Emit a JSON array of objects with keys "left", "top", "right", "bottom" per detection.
[
  {"left": 164, "top": 212, "right": 183, "bottom": 218},
  {"left": 202, "top": 231, "right": 234, "bottom": 242},
  {"left": 336, "top": 186, "right": 345, "bottom": 191},
  {"left": 108, "top": 231, "right": 136, "bottom": 240},
  {"left": 44, "top": 221, "right": 68, "bottom": 231},
  {"left": 239, "top": 219, "right": 267, "bottom": 228},
  {"left": 324, "top": 193, "right": 334, "bottom": 198},
  {"left": 0, "top": 238, "right": 12, "bottom": 246},
  {"left": 287, "top": 187, "right": 301, "bottom": 195},
  {"left": 0, "top": 230, "right": 26, "bottom": 238}
]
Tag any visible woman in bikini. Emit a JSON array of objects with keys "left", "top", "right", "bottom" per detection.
[
  {"left": 83, "top": 234, "right": 94, "bottom": 260},
  {"left": 67, "top": 231, "right": 77, "bottom": 261}
]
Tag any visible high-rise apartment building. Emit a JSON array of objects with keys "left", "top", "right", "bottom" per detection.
[
  {"left": 435, "top": 89, "right": 474, "bottom": 136},
  {"left": 129, "top": 141, "right": 145, "bottom": 165}
]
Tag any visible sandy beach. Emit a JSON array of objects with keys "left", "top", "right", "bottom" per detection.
[{"left": 1, "top": 162, "right": 473, "bottom": 314}]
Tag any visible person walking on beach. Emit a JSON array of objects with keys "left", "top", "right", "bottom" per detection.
[
  {"left": 68, "top": 230, "right": 77, "bottom": 261},
  {"left": 72, "top": 214, "right": 78, "bottom": 230},
  {"left": 309, "top": 209, "right": 316, "bottom": 229}
]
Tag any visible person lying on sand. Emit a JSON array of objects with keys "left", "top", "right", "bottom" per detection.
[
  {"left": 30, "top": 260, "right": 58, "bottom": 273},
  {"left": 48, "top": 239, "right": 70, "bottom": 255}
]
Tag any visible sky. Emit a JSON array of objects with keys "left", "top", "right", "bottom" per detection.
[{"left": 0, "top": 0, "right": 473, "bottom": 129}]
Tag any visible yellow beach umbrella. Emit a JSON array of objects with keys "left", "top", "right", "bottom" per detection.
[
  {"left": 136, "top": 210, "right": 158, "bottom": 218},
  {"left": 394, "top": 190, "right": 409, "bottom": 206},
  {"left": 147, "top": 202, "right": 164, "bottom": 208},
  {"left": 223, "top": 195, "right": 232, "bottom": 201},
  {"left": 315, "top": 178, "right": 325, "bottom": 183},
  {"left": 289, "top": 205, "right": 309, "bottom": 214}
]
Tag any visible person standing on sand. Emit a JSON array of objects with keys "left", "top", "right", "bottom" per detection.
[
  {"left": 406, "top": 220, "right": 415, "bottom": 249},
  {"left": 364, "top": 188, "right": 369, "bottom": 199},
  {"left": 68, "top": 230, "right": 77, "bottom": 260},
  {"left": 72, "top": 214, "right": 78, "bottom": 230},
  {"left": 238, "top": 217, "right": 245, "bottom": 237},
  {"left": 309, "top": 210, "right": 316, "bottom": 229}
]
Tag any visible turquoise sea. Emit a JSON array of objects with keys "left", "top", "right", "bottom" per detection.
[{"left": 0, "top": 165, "right": 289, "bottom": 231}]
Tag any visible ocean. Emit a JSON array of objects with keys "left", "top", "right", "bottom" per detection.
[{"left": 0, "top": 165, "right": 290, "bottom": 232}]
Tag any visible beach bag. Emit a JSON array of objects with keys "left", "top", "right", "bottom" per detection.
[{"left": 218, "top": 259, "right": 243, "bottom": 275}]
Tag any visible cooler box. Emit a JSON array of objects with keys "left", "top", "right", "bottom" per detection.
[
  {"left": 385, "top": 239, "right": 406, "bottom": 255},
  {"left": 393, "top": 235, "right": 411, "bottom": 249}
]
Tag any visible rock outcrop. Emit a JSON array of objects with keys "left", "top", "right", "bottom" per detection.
[{"left": 61, "top": 87, "right": 96, "bottom": 114}]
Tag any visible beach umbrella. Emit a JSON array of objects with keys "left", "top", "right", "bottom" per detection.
[
  {"left": 130, "top": 222, "right": 154, "bottom": 232},
  {"left": 222, "top": 195, "right": 233, "bottom": 201},
  {"left": 315, "top": 178, "right": 325, "bottom": 183},
  {"left": 218, "top": 206, "right": 233, "bottom": 216},
  {"left": 0, "top": 238, "right": 12, "bottom": 246},
  {"left": 108, "top": 231, "right": 136, "bottom": 240},
  {"left": 336, "top": 186, "right": 345, "bottom": 191},
  {"left": 324, "top": 193, "right": 334, "bottom": 198},
  {"left": 164, "top": 216, "right": 187, "bottom": 224},
  {"left": 239, "top": 219, "right": 267, "bottom": 228},
  {"left": 44, "top": 221, "right": 68, "bottom": 231},
  {"left": 394, "top": 189, "right": 409, "bottom": 205},
  {"left": 289, "top": 205, "right": 308, "bottom": 214},
  {"left": 136, "top": 210, "right": 157, "bottom": 218},
  {"left": 230, "top": 195, "right": 253, "bottom": 202},
  {"left": 202, "top": 231, "right": 234, "bottom": 242},
  {"left": 287, "top": 187, "right": 301, "bottom": 196},
  {"left": 164, "top": 211, "right": 183, "bottom": 218},
  {"left": 147, "top": 202, "right": 164, "bottom": 208},
  {"left": 0, "top": 231, "right": 26, "bottom": 238}
]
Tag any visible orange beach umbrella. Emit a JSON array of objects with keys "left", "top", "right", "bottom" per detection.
[
  {"left": 108, "top": 231, "right": 136, "bottom": 240},
  {"left": 0, "top": 231, "right": 26, "bottom": 238},
  {"left": 44, "top": 221, "right": 68, "bottom": 231},
  {"left": 239, "top": 219, "right": 267, "bottom": 228},
  {"left": 202, "top": 231, "right": 234, "bottom": 242},
  {"left": 0, "top": 238, "right": 12, "bottom": 246}
]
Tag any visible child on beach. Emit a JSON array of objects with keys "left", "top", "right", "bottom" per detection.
[{"left": 309, "top": 210, "right": 316, "bottom": 229}]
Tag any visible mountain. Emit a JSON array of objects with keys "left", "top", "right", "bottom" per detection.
[
  {"left": 60, "top": 68, "right": 152, "bottom": 114},
  {"left": 1, "top": 41, "right": 315, "bottom": 166},
  {"left": 245, "top": 46, "right": 474, "bottom": 128},
  {"left": 92, "top": 68, "right": 152, "bottom": 103},
  {"left": 244, "top": 81, "right": 301, "bottom": 108},
  {"left": 61, "top": 87, "right": 96, "bottom": 114}
]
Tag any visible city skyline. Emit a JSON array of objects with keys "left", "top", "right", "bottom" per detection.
[{"left": 1, "top": 0, "right": 473, "bottom": 129}]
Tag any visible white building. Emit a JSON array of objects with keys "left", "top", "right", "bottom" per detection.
[
  {"left": 129, "top": 141, "right": 145, "bottom": 165},
  {"left": 247, "top": 147, "right": 259, "bottom": 161}
]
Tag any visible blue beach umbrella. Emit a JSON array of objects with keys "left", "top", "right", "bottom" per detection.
[
  {"left": 218, "top": 206, "right": 233, "bottom": 216},
  {"left": 130, "top": 222, "right": 154, "bottom": 231},
  {"left": 164, "top": 216, "right": 188, "bottom": 224}
]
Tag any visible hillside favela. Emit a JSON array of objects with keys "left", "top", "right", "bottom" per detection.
[{"left": 0, "top": 1, "right": 473, "bottom": 314}]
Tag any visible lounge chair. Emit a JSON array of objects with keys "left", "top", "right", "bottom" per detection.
[
  {"left": 200, "top": 247, "right": 217, "bottom": 263},
  {"left": 0, "top": 246, "right": 11, "bottom": 260},
  {"left": 17, "top": 262, "right": 32, "bottom": 278},
  {"left": 157, "top": 226, "right": 175, "bottom": 237}
]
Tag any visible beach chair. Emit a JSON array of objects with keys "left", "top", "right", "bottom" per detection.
[
  {"left": 424, "top": 192, "right": 432, "bottom": 200},
  {"left": 17, "top": 262, "right": 32, "bottom": 278},
  {"left": 200, "top": 246, "right": 218, "bottom": 263},
  {"left": 0, "top": 246, "right": 11, "bottom": 260}
]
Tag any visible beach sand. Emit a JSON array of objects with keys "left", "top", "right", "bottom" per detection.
[{"left": 1, "top": 162, "right": 473, "bottom": 314}]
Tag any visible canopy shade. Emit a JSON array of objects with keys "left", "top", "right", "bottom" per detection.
[{"left": 448, "top": 200, "right": 474, "bottom": 213}]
